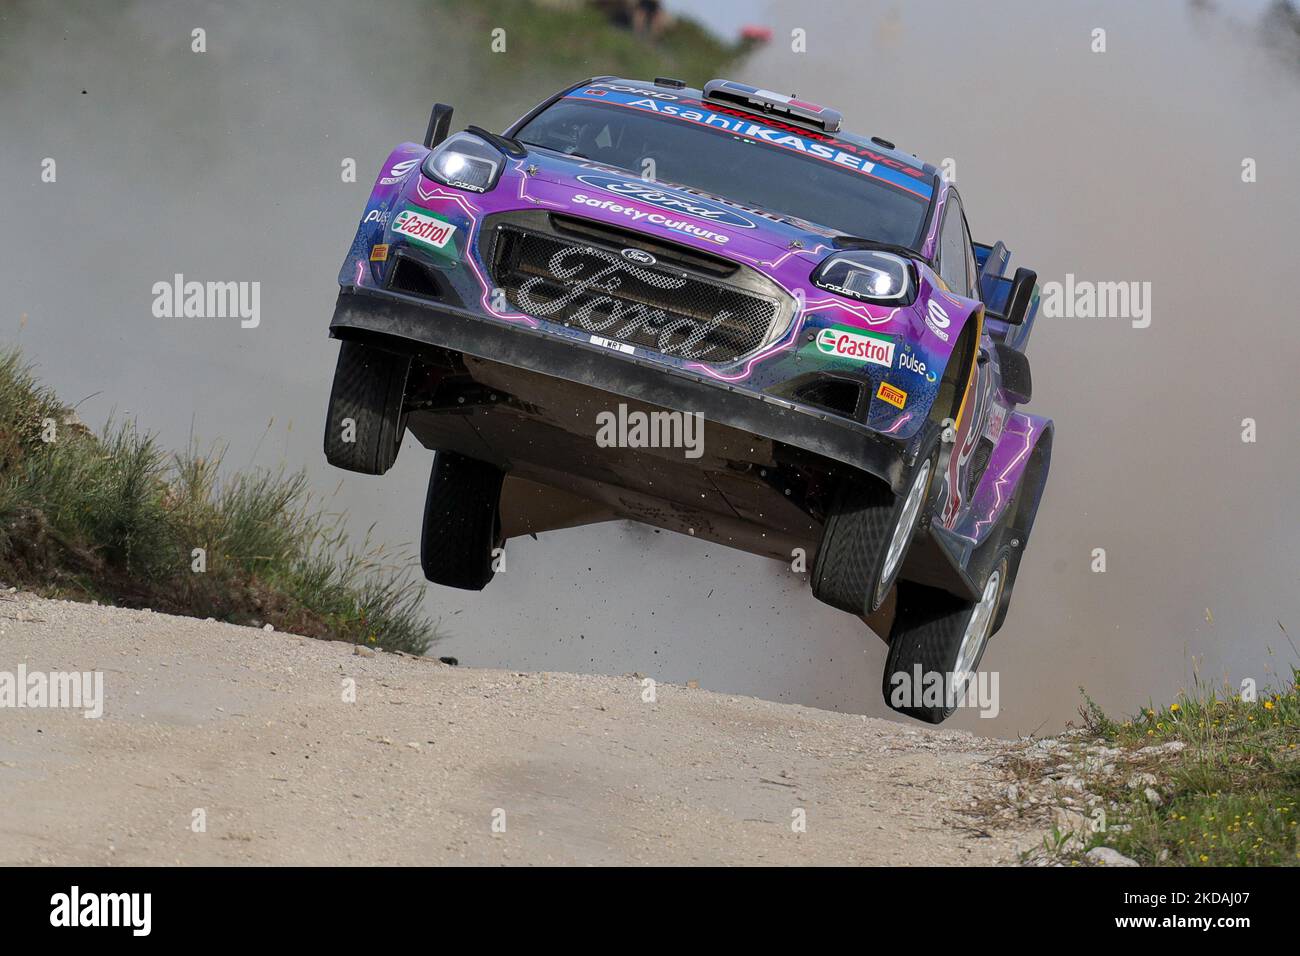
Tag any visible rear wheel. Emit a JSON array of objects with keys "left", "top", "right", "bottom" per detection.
[
  {"left": 323, "top": 340, "right": 410, "bottom": 475},
  {"left": 812, "top": 429, "right": 940, "bottom": 616},
  {"left": 881, "top": 552, "right": 1009, "bottom": 724},
  {"left": 419, "top": 452, "right": 505, "bottom": 591}
]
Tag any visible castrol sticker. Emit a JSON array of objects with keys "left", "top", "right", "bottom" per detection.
[{"left": 814, "top": 326, "right": 896, "bottom": 368}]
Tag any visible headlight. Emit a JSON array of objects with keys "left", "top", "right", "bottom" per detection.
[
  {"left": 812, "top": 250, "right": 915, "bottom": 304},
  {"left": 420, "top": 132, "right": 504, "bottom": 193}
]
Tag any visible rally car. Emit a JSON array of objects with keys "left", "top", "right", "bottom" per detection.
[{"left": 323, "top": 77, "right": 1053, "bottom": 723}]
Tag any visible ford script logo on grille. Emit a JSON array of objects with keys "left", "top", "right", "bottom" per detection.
[
  {"left": 493, "top": 228, "right": 781, "bottom": 365},
  {"left": 575, "top": 175, "right": 755, "bottom": 229},
  {"left": 620, "top": 247, "right": 657, "bottom": 266}
]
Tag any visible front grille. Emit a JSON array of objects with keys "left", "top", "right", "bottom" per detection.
[{"left": 489, "top": 225, "right": 782, "bottom": 364}]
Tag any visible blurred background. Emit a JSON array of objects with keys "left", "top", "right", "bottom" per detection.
[{"left": 1, "top": 0, "right": 1297, "bottom": 736}]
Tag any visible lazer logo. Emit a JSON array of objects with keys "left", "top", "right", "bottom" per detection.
[
  {"left": 814, "top": 327, "right": 895, "bottom": 367},
  {"left": 575, "top": 175, "right": 755, "bottom": 228}
]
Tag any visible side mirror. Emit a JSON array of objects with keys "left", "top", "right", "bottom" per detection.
[
  {"left": 424, "top": 103, "right": 454, "bottom": 148},
  {"left": 982, "top": 267, "right": 1037, "bottom": 325},
  {"left": 1002, "top": 267, "right": 1037, "bottom": 326}
]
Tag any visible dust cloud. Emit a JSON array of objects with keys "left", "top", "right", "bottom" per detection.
[{"left": 1, "top": 0, "right": 1296, "bottom": 735}]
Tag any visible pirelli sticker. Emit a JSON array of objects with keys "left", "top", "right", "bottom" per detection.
[{"left": 876, "top": 382, "right": 908, "bottom": 410}]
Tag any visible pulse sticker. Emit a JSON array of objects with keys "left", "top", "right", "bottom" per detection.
[
  {"left": 814, "top": 326, "right": 895, "bottom": 367},
  {"left": 392, "top": 208, "right": 456, "bottom": 250},
  {"left": 897, "top": 349, "right": 936, "bottom": 382},
  {"left": 877, "top": 382, "right": 908, "bottom": 409}
]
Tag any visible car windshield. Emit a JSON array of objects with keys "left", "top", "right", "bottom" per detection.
[{"left": 515, "top": 99, "right": 932, "bottom": 248}]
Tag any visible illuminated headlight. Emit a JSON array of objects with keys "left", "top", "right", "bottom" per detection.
[
  {"left": 420, "top": 132, "right": 504, "bottom": 193},
  {"left": 812, "top": 250, "right": 915, "bottom": 304}
]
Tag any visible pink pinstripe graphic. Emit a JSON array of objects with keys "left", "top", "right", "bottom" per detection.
[
  {"left": 971, "top": 416, "right": 1037, "bottom": 538},
  {"left": 414, "top": 178, "right": 538, "bottom": 328},
  {"left": 882, "top": 412, "right": 912, "bottom": 435}
]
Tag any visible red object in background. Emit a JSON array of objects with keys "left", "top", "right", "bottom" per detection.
[{"left": 740, "top": 25, "right": 773, "bottom": 44}]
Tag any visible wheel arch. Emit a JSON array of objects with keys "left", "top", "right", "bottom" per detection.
[{"left": 991, "top": 420, "right": 1053, "bottom": 632}]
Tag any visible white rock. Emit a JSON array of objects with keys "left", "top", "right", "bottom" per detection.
[
  {"left": 1086, "top": 846, "right": 1139, "bottom": 867},
  {"left": 1136, "top": 741, "right": 1186, "bottom": 756}
]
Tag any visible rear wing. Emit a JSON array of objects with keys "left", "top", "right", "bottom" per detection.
[{"left": 974, "top": 240, "right": 1040, "bottom": 352}]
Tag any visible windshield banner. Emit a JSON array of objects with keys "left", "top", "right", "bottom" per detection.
[{"left": 564, "top": 83, "right": 934, "bottom": 200}]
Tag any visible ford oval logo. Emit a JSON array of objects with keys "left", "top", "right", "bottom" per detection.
[
  {"left": 620, "top": 247, "right": 657, "bottom": 266},
  {"left": 575, "top": 174, "right": 755, "bottom": 229}
]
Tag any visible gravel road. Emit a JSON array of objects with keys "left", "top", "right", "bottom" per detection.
[{"left": 0, "top": 593, "right": 1034, "bottom": 865}]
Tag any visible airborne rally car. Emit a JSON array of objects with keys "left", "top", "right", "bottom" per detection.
[{"left": 323, "top": 78, "right": 1053, "bottom": 723}]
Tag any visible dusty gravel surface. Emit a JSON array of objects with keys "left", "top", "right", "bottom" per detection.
[{"left": 0, "top": 592, "right": 1034, "bottom": 865}]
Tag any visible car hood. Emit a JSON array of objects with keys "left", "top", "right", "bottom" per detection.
[{"left": 495, "top": 148, "right": 850, "bottom": 264}]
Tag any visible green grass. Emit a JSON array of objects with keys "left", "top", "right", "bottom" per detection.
[
  {"left": 1076, "top": 671, "right": 1300, "bottom": 868},
  {"left": 1067, "top": 665, "right": 1299, "bottom": 866},
  {"left": 446, "top": 0, "right": 749, "bottom": 89},
  {"left": 0, "top": 348, "right": 439, "bottom": 655}
]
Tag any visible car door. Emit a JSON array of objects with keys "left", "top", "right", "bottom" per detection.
[{"left": 935, "top": 189, "right": 996, "bottom": 527}]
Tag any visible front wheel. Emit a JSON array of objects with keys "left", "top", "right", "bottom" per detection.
[
  {"left": 812, "top": 429, "right": 940, "bottom": 617},
  {"left": 323, "top": 340, "right": 410, "bottom": 475},
  {"left": 881, "top": 553, "right": 1009, "bottom": 724}
]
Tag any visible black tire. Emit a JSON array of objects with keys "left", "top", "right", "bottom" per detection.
[
  {"left": 419, "top": 452, "right": 505, "bottom": 591},
  {"left": 811, "top": 428, "right": 941, "bottom": 616},
  {"left": 882, "top": 552, "right": 1010, "bottom": 724},
  {"left": 323, "top": 340, "right": 411, "bottom": 475}
]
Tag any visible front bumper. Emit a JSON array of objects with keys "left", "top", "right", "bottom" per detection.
[{"left": 329, "top": 287, "right": 911, "bottom": 493}]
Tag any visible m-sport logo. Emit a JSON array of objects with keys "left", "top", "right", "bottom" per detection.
[
  {"left": 620, "top": 247, "right": 656, "bottom": 266},
  {"left": 575, "top": 174, "right": 755, "bottom": 228},
  {"left": 379, "top": 157, "right": 419, "bottom": 185}
]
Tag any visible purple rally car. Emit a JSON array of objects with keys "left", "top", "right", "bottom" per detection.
[{"left": 323, "top": 77, "right": 1053, "bottom": 723}]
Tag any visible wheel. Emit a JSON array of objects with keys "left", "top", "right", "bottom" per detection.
[
  {"left": 881, "top": 552, "right": 1009, "bottom": 724},
  {"left": 419, "top": 451, "right": 505, "bottom": 590},
  {"left": 323, "top": 340, "right": 411, "bottom": 475},
  {"left": 811, "top": 428, "right": 940, "bottom": 616}
]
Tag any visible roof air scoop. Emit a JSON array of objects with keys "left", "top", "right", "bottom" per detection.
[{"left": 702, "top": 79, "right": 843, "bottom": 134}]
